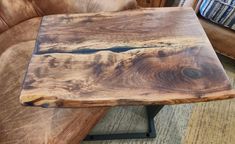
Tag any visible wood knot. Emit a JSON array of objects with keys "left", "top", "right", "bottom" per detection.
[
  {"left": 182, "top": 68, "right": 202, "bottom": 79},
  {"left": 158, "top": 50, "right": 166, "bottom": 57}
]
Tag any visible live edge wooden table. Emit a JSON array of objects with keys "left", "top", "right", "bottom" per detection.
[{"left": 20, "top": 7, "right": 235, "bottom": 141}]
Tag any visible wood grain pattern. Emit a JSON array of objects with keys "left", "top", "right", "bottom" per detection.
[
  {"left": 20, "top": 8, "right": 235, "bottom": 108},
  {"left": 82, "top": 60, "right": 235, "bottom": 144}
]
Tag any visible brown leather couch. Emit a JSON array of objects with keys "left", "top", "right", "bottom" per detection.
[{"left": 0, "top": 0, "right": 136, "bottom": 143}]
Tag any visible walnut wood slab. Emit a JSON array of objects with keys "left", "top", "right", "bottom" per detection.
[{"left": 20, "top": 8, "right": 235, "bottom": 108}]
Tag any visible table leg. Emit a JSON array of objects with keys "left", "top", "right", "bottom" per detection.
[{"left": 84, "top": 105, "right": 164, "bottom": 141}]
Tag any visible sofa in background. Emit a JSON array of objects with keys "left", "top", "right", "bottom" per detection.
[{"left": 180, "top": 0, "right": 235, "bottom": 60}]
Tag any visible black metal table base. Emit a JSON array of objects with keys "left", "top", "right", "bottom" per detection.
[{"left": 84, "top": 105, "right": 164, "bottom": 141}]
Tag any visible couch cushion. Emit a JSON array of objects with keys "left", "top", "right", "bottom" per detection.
[
  {"left": 199, "top": 0, "right": 235, "bottom": 30},
  {"left": 0, "top": 0, "right": 137, "bottom": 33},
  {"left": 0, "top": 17, "right": 41, "bottom": 55}
]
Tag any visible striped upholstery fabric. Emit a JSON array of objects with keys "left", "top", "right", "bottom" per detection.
[
  {"left": 199, "top": 0, "right": 235, "bottom": 30},
  {"left": 179, "top": 0, "right": 187, "bottom": 6}
]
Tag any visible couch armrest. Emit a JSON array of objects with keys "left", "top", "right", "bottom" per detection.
[
  {"left": 199, "top": 18, "right": 235, "bottom": 60},
  {"left": 0, "top": 0, "right": 138, "bottom": 34}
]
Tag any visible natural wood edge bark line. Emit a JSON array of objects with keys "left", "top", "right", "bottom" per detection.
[{"left": 20, "top": 90, "right": 235, "bottom": 108}]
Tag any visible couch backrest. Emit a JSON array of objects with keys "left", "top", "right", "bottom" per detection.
[{"left": 0, "top": 0, "right": 137, "bottom": 33}]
